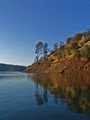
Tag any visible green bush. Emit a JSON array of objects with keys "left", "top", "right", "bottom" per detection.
[
  {"left": 71, "top": 42, "right": 79, "bottom": 50},
  {"left": 73, "top": 49, "right": 80, "bottom": 58},
  {"left": 80, "top": 46, "right": 90, "bottom": 58}
]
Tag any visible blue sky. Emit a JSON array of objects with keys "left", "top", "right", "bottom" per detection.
[{"left": 0, "top": 0, "right": 90, "bottom": 66}]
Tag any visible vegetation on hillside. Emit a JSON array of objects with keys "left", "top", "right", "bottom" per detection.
[
  {"left": 35, "top": 29, "right": 90, "bottom": 63},
  {"left": 24, "top": 29, "right": 90, "bottom": 73}
]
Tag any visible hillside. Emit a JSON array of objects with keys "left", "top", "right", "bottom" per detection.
[
  {"left": 24, "top": 29, "right": 90, "bottom": 73},
  {"left": 0, "top": 63, "right": 26, "bottom": 72}
]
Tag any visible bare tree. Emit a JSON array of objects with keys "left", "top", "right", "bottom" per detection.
[
  {"left": 35, "top": 41, "right": 43, "bottom": 61},
  {"left": 43, "top": 43, "right": 49, "bottom": 56}
]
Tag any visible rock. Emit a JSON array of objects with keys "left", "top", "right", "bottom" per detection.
[{"left": 60, "top": 69, "right": 64, "bottom": 73}]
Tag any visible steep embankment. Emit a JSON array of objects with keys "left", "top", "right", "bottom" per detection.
[
  {"left": 24, "top": 58, "right": 90, "bottom": 74},
  {"left": 0, "top": 63, "right": 26, "bottom": 72},
  {"left": 24, "top": 30, "right": 90, "bottom": 73}
]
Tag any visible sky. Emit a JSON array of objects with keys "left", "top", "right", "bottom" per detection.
[{"left": 0, "top": 0, "right": 90, "bottom": 66}]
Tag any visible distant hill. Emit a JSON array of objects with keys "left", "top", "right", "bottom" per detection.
[
  {"left": 24, "top": 29, "right": 90, "bottom": 73},
  {"left": 0, "top": 63, "right": 26, "bottom": 72}
]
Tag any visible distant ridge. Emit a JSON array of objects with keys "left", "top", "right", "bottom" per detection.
[{"left": 0, "top": 63, "right": 26, "bottom": 72}]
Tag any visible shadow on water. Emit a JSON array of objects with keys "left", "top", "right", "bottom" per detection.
[{"left": 27, "top": 72, "right": 90, "bottom": 115}]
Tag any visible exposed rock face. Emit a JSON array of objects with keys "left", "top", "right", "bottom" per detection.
[{"left": 24, "top": 59, "right": 90, "bottom": 74}]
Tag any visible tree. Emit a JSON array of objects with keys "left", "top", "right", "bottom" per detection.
[
  {"left": 43, "top": 43, "right": 49, "bottom": 57},
  {"left": 53, "top": 43, "right": 58, "bottom": 51},
  {"left": 35, "top": 41, "right": 43, "bottom": 61},
  {"left": 59, "top": 41, "right": 64, "bottom": 49}
]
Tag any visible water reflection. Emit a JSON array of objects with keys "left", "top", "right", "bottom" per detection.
[
  {"left": 0, "top": 72, "right": 27, "bottom": 80},
  {"left": 28, "top": 73, "right": 90, "bottom": 114}
]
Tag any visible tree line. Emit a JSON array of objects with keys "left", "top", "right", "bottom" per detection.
[
  {"left": 35, "top": 41, "right": 64, "bottom": 62},
  {"left": 35, "top": 29, "right": 90, "bottom": 62}
]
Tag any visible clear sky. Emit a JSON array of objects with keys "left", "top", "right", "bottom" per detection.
[{"left": 0, "top": 0, "right": 90, "bottom": 66}]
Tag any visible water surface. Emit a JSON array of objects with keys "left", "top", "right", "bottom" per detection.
[{"left": 0, "top": 72, "right": 90, "bottom": 120}]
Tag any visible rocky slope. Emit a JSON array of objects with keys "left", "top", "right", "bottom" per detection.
[{"left": 24, "top": 29, "right": 90, "bottom": 73}]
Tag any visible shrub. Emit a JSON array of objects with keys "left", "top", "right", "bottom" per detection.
[
  {"left": 71, "top": 42, "right": 79, "bottom": 50},
  {"left": 73, "top": 49, "right": 80, "bottom": 58},
  {"left": 66, "top": 37, "right": 72, "bottom": 44},
  {"left": 73, "top": 33, "right": 83, "bottom": 42},
  {"left": 80, "top": 46, "right": 90, "bottom": 59},
  {"left": 84, "top": 36, "right": 90, "bottom": 43}
]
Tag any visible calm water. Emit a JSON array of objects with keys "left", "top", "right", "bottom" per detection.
[{"left": 0, "top": 72, "right": 90, "bottom": 120}]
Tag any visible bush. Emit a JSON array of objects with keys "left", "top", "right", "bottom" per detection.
[
  {"left": 80, "top": 46, "right": 90, "bottom": 59},
  {"left": 66, "top": 37, "right": 72, "bottom": 44},
  {"left": 84, "top": 36, "right": 90, "bottom": 43},
  {"left": 71, "top": 42, "right": 79, "bottom": 50},
  {"left": 73, "top": 33, "right": 82, "bottom": 42},
  {"left": 73, "top": 49, "right": 80, "bottom": 58}
]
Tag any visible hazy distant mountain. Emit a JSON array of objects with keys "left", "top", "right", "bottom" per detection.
[{"left": 0, "top": 63, "right": 26, "bottom": 72}]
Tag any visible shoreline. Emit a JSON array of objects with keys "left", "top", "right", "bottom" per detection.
[{"left": 24, "top": 58, "right": 90, "bottom": 74}]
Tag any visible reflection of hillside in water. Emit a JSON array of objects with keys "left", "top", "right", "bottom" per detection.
[{"left": 28, "top": 73, "right": 90, "bottom": 113}]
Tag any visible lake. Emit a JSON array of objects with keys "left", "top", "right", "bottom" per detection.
[{"left": 0, "top": 72, "right": 90, "bottom": 120}]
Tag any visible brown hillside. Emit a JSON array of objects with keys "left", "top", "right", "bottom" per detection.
[{"left": 24, "top": 29, "right": 90, "bottom": 73}]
